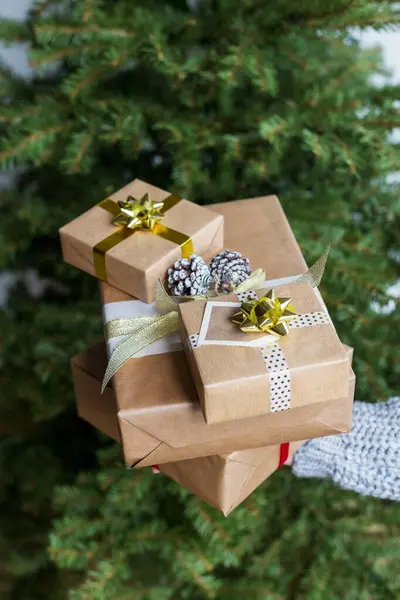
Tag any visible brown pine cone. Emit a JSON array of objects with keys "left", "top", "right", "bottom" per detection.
[
  {"left": 167, "top": 254, "right": 213, "bottom": 296},
  {"left": 209, "top": 250, "right": 251, "bottom": 292}
]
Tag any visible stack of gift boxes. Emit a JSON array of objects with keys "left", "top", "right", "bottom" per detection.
[{"left": 60, "top": 179, "right": 355, "bottom": 516}]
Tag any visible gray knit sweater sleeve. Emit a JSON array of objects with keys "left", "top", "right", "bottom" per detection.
[{"left": 292, "top": 398, "right": 400, "bottom": 501}]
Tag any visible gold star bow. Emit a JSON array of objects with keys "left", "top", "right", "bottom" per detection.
[
  {"left": 112, "top": 193, "right": 165, "bottom": 231},
  {"left": 232, "top": 289, "right": 296, "bottom": 337}
]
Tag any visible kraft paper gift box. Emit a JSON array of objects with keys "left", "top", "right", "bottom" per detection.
[
  {"left": 180, "top": 278, "right": 349, "bottom": 424},
  {"left": 159, "top": 441, "right": 307, "bottom": 516},
  {"left": 91, "top": 194, "right": 354, "bottom": 467},
  {"left": 72, "top": 337, "right": 354, "bottom": 468},
  {"left": 59, "top": 178, "right": 224, "bottom": 303},
  {"left": 71, "top": 340, "right": 353, "bottom": 515}
]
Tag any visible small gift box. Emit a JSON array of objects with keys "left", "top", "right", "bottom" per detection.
[
  {"left": 59, "top": 179, "right": 224, "bottom": 303},
  {"left": 180, "top": 266, "right": 349, "bottom": 424},
  {"left": 72, "top": 348, "right": 305, "bottom": 515}
]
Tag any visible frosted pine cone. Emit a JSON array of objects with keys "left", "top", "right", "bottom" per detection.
[
  {"left": 167, "top": 254, "right": 213, "bottom": 296},
  {"left": 209, "top": 250, "right": 251, "bottom": 292}
]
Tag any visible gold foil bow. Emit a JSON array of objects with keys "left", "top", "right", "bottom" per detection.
[
  {"left": 232, "top": 289, "right": 296, "bottom": 336},
  {"left": 231, "top": 246, "right": 330, "bottom": 339},
  {"left": 112, "top": 193, "right": 165, "bottom": 230},
  {"left": 94, "top": 192, "right": 194, "bottom": 282}
]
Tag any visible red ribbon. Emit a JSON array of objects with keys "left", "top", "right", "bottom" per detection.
[{"left": 278, "top": 442, "right": 290, "bottom": 467}]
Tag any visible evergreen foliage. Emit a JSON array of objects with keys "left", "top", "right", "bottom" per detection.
[{"left": 0, "top": 1, "right": 399, "bottom": 597}]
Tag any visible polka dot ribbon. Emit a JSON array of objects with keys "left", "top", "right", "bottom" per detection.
[{"left": 188, "top": 289, "right": 332, "bottom": 414}]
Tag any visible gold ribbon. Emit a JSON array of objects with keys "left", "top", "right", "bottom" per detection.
[
  {"left": 101, "top": 247, "right": 330, "bottom": 391},
  {"left": 93, "top": 193, "right": 194, "bottom": 281},
  {"left": 234, "top": 268, "right": 266, "bottom": 293},
  {"left": 101, "top": 278, "right": 181, "bottom": 392},
  {"left": 102, "top": 312, "right": 179, "bottom": 393},
  {"left": 101, "top": 269, "right": 265, "bottom": 392},
  {"left": 293, "top": 245, "right": 330, "bottom": 288}
]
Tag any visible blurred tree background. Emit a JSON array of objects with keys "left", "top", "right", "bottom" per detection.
[{"left": 0, "top": 0, "right": 399, "bottom": 598}]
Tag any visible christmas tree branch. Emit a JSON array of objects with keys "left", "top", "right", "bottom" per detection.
[
  {"left": 29, "top": 42, "right": 104, "bottom": 67},
  {"left": 0, "top": 124, "right": 69, "bottom": 167},
  {"left": 34, "top": 22, "right": 137, "bottom": 39}
]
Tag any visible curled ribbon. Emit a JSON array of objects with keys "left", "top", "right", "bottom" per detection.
[{"left": 93, "top": 193, "right": 194, "bottom": 282}]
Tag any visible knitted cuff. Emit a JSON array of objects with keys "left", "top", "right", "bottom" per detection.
[{"left": 292, "top": 398, "right": 400, "bottom": 501}]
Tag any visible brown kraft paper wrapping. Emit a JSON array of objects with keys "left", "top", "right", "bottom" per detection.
[
  {"left": 160, "top": 441, "right": 306, "bottom": 515},
  {"left": 179, "top": 280, "right": 349, "bottom": 424},
  {"left": 96, "top": 194, "right": 354, "bottom": 465},
  {"left": 72, "top": 333, "right": 354, "bottom": 468},
  {"left": 59, "top": 178, "right": 224, "bottom": 303},
  {"left": 72, "top": 342, "right": 354, "bottom": 515}
]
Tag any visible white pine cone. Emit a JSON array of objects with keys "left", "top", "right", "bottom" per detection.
[
  {"left": 209, "top": 250, "right": 251, "bottom": 292},
  {"left": 167, "top": 254, "right": 213, "bottom": 296}
]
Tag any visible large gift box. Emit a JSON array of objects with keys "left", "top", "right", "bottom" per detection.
[
  {"left": 73, "top": 335, "right": 354, "bottom": 467},
  {"left": 59, "top": 179, "right": 224, "bottom": 303},
  {"left": 91, "top": 192, "right": 354, "bottom": 467},
  {"left": 179, "top": 277, "right": 349, "bottom": 424},
  {"left": 72, "top": 340, "right": 355, "bottom": 514}
]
